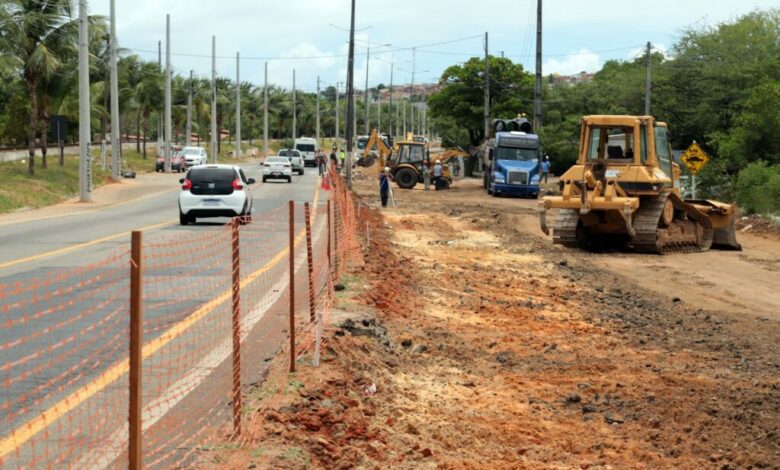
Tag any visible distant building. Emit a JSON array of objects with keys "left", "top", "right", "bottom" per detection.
[{"left": 550, "top": 71, "right": 594, "bottom": 86}]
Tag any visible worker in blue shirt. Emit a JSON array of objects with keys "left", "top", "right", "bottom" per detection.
[{"left": 540, "top": 156, "right": 551, "bottom": 184}]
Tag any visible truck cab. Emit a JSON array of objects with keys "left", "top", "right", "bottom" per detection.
[
  {"left": 294, "top": 137, "right": 318, "bottom": 167},
  {"left": 485, "top": 119, "right": 541, "bottom": 198}
]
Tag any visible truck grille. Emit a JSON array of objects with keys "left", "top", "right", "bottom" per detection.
[{"left": 508, "top": 171, "right": 529, "bottom": 185}]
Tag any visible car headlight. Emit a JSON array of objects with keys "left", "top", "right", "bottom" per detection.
[{"left": 493, "top": 172, "right": 505, "bottom": 184}]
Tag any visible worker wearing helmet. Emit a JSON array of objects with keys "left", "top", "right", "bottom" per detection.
[
  {"left": 379, "top": 166, "right": 393, "bottom": 208},
  {"left": 433, "top": 159, "right": 443, "bottom": 190}
]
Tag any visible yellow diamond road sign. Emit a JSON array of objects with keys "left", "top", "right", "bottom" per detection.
[{"left": 680, "top": 142, "right": 710, "bottom": 175}]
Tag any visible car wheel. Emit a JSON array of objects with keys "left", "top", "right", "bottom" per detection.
[
  {"left": 179, "top": 210, "right": 189, "bottom": 226},
  {"left": 262, "top": 176, "right": 267, "bottom": 183},
  {"left": 287, "top": 176, "right": 292, "bottom": 183}
]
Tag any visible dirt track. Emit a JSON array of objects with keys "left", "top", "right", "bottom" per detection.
[{"left": 200, "top": 175, "right": 780, "bottom": 469}]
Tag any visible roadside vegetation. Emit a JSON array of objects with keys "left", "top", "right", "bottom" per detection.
[{"left": 428, "top": 9, "right": 780, "bottom": 214}]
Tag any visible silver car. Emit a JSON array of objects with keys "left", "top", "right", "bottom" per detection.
[{"left": 278, "top": 149, "right": 304, "bottom": 175}]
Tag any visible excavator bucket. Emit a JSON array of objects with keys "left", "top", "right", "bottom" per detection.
[{"left": 687, "top": 200, "right": 742, "bottom": 250}]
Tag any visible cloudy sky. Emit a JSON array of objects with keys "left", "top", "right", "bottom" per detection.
[{"left": 89, "top": 0, "right": 776, "bottom": 92}]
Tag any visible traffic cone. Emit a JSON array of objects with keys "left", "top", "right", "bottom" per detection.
[{"left": 321, "top": 173, "right": 331, "bottom": 190}]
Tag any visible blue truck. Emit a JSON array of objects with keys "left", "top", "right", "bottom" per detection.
[{"left": 483, "top": 117, "right": 541, "bottom": 198}]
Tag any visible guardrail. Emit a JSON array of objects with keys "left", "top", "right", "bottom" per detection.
[{"left": 0, "top": 167, "right": 362, "bottom": 468}]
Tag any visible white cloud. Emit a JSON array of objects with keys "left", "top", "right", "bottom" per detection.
[{"left": 543, "top": 49, "right": 601, "bottom": 75}]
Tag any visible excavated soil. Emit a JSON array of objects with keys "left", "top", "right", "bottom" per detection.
[{"left": 199, "top": 175, "right": 779, "bottom": 469}]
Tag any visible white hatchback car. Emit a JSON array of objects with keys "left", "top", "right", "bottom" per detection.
[
  {"left": 178, "top": 165, "right": 254, "bottom": 225},
  {"left": 182, "top": 146, "right": 208, "bottom": 167},
  {"left": 262, "top": 156, "right": 293, "bottom": 183}
]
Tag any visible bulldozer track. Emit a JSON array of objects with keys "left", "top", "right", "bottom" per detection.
[
  {"left": 552, "top": 195, "right": 715, "bottom": 254},
  {"left": 552, "top": 209, "right": 580, "bottom": 248},
  {"left": 631, "top": 194, "right": 713, "bottom": 254}
]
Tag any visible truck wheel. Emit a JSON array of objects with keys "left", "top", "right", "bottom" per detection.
[{"left": 395, "top": 168, "right": 417, "bottom": 189}]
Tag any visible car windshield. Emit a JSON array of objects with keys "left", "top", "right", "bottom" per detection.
[
  {"left": 183, "top": 148, "right": 200, "bottom": 155},
  {"left": 279, "top": 150, "right": 299, "bottom": 157},
  {"left": 296, "top": 144, "right": 315, "bottom": 152},
  {"left": 495, "top": 147, "right": 538, "bottom": 161},
  {"left": 266, "top": 157, "right": 288, "bottom": 164}
]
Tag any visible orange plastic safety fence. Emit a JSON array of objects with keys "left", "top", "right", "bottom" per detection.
[{"left": 0, "top": 174, "right": 363, "bottom": 468}]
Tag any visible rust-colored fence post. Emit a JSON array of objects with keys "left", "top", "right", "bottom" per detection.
[
  {"left": 288, "top": 201, "right": 296, "bottom": 373},
  {"left": 334, "top": 193, "right": 340, "bottom": 279},
  {"left": 327, "top": 199, "right": 332, "bottom": 277},
  {"left": 231, "top": 218, "right": 242, "bottom": 438},
  {"left": 129, "top": 231, "right": 143, "bottom": 470},
  {"left": 304, "top": 202, "right": 315, "bottom": 323}
]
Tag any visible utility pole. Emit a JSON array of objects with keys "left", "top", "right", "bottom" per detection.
[
  {"left": 484, "top": 31, "right": 490, "bottom": 144},
  {"left": 534, "top": 0, "right": 542, "bottom": 132},
  {"left": 364, "top": 46, "right": 370, "bottom": 134},
  {"left": 211, "top": 36, "right": 217, "bottom": 163},
  {"left": 109, "top": 0, "right": 120, "bottom": 180},
  {"left": 316, "top": 76, "right": 321, "bottom": 148},
  {"left": 164, "top": 14, "right": 172, "bottom": 172},
  {"left": 345, "top": 0, "right": 356, "bottom": 189},
  {"left": 335, "top": 82, "right": 340, "bottom": 149},
  {"left": 644, "top": 41, "right": 652, "bottom": 116},
  {"left": 292, "top": 69, "right": 297, "bottom": 139},
  {"left": 402, "top": 100, "right": 406, "bottom": 137},
  {"left": 236, "top": 52, "right": 241, "bottom": 157},
  {"left": 186, "top": 70, "right": 192, "bottom": 147},
  {"left": 78, "top": 0, "right": 91, "bottom": 202},
  {"left": 263, "top": 62, "right": 268, "bottom": 157},
  {"left": 157, "top": 41, "right": 162, "bottom": 158},
  {"left": 411, "top": 48, "right": 416, "bottom": 134},
  {"left": 395, "top": 101, "right": 399, "bottom": 138},
  {"left": 389, "top": 60, "right": 393, "bottom": 140},
  {"left": 377, "top": 99, "right": 381, "bottom": 134}
]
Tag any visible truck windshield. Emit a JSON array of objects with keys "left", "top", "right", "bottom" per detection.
[
  {"left": 357, "top": 138, "right": 368, "bottom": 150},
  {"left": 296, "top": 144, "right": 315, "bottom": 152},
  {"left": 495, "top": 147, "right": 537, "bottom": 161}
]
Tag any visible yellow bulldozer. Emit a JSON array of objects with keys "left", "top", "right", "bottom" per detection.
[{"left": 539, "top": 115, "right": 741, "bottom": 254}]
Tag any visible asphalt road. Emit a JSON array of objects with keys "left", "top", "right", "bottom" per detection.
[{"left": 0, "top": 162, "right": 327, "bottom": 467}]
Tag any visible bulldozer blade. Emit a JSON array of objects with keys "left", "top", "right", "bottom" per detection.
[{"left": 713, "top": 224, "right": 742, "bottom": 250}]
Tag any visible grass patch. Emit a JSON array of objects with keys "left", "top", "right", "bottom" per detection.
[{"left": 0, "top": 155, "right": 111, "bottom": 214}]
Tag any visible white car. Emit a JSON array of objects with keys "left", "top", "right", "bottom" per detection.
[
  {"left": 178, "top": 164, "right": 254, "bottom": 225},
  {"left": 182, "top": 146, "right": 208, "bottom": 167},
  {"left": 278, "top": 149, "right": 304, "bottom": 175},
  {"left": 262, "top": 156, "right": 293, "bottom": 183},
  {"left": 294, "top": 137, "right": 318, "bottom": 167}
]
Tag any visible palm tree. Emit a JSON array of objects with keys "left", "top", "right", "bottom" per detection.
[
  {"left": 1, "top": 0, "right": 78, "bottom": 175},
  {"left": 135, "top": 62, "right": 163, "bottom": 158},
  {"left": 120, "top": 55, "right": 144, "bottom": 153}
]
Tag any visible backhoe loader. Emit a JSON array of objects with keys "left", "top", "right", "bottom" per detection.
[{"left": 539, "top": 115, "right": 741, "bottom": 254}]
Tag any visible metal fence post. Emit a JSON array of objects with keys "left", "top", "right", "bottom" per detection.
[
  {"left": 304, "top": 202, "right": 315, "bottom": 323},
  {"left": 288, "top": 201, "right": 296, "bottom": 373},
  {"left": 231, "top": 219, "right": 241, "bottom": 438},
  {"left": 129, "top": 231, "right": 143, "bottom": 470}
]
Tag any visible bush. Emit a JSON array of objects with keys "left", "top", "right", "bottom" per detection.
[{"left": 735, "top": 161, "right": 780, "bottom": 214}]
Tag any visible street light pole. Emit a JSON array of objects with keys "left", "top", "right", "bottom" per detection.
[
  {"left": 236, "top": 52, "right": 241, "bottom": 157},
  {"left": 335, "top": 82, "right": 340, "bottom": 149},
  {"left": 364, "top": 45, "right": 370, "bottom": 134},
  {"left": 292, "top": 68, "right": 296, "bottom": 140},
  {"left": 316, "top": 76, "right": 321, "bottom": 148},
  {"left": 211, "top": 36, "right": 217, "bottom": 163},
  {"left": 78, "top": 0, "right": 91, "bottom": 202},
  {"left": 345, "top": 0, "right": 356, "bottom": 189},
  {"left": 263, "top": 62, "right": 268, "bottom": 157},
  {"left": 109, "top": 0, "right": 120, "bottom": 180},
  {"left": 164, "top": 14, "right": 172, "bottom": 172},
  {"left": 186, "top": 70, "right": 193, "bottom": 147}
]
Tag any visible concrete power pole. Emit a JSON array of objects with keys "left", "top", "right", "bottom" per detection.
[
  {"left": 410, "top": 47, "right": 416, "bottom": 134},
  {"left": 157, "top": 41, "right": 162, "bottom": 158},
  {"left": 316, "top": 76, "right": 321, "bottom": 148},
  {"left": 109, "top": 0, "right": 121, "bottom": 180},
  {"left": 345, "top": 0, "right": 356, "bottom": 189},
  {"left": 395, "top": 101, "right": 399, "bottom": 138},
  {"left": 292, "top": 69, "right": 296, "bottom": 140},
  {"left": 402, "top": 100, "right": 406, "bottom": 137},
  {"left": 644, "top": 41, "right": 652, "bottom": 116},
  {"left": 164, "top": 14, "right": 172, "bottom": 172},
  {"left": 236, "top": 52, "right": 241, "bottom": 157},
  {"left": 186, "top": 70, "right": 192, "bottom": 147},
  {"left": 211, "top": 36, "right": 217, "bottom": 163},
  {"left": 484, "top": 31, "right": 490, "bottom": 144},
  {"left": 364, "top": 46, "right": 370, "bottom": 134},
  {"left": 534, "top": 0, "right": 542, "bottom": 132},
  {"left": 335, "top": 82, "right": 340, "bottom": 148},
  {"left": 263, "top": 62, "right": 268, "bottom": 157},
  {"left": 389, "top": 61, "right": 393, "bottom": 139},
  {"left": 78, "top": 0, "right": 91, "bottom": 202}
]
